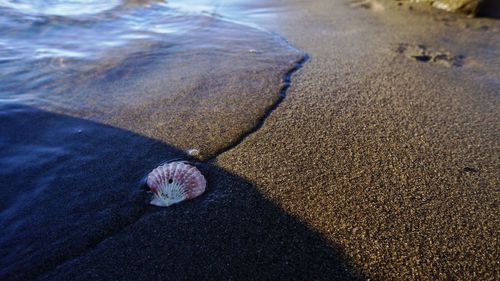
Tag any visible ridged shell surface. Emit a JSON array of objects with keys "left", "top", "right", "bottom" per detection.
[{"left": 147, "top": 162, "right": 206, "bottom": 207}]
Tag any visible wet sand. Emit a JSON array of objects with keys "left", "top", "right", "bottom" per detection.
[
  {"left": 27, "top": 18, "right": 304, "bottom": 160},
  {"left": 1, "top": 0, "right": 499, "bottom": 280},
  {"left": 0, "top": 105, "right": 365, "bottom": 281}
]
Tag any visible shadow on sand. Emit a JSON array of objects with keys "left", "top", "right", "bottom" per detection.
[{"left": 0, "top": 105, "right": 365, "bottom": 281}]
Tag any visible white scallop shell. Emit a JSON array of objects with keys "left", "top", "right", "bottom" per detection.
[{"left": 146, "top": 162, "right": 206, "bottom": 207}]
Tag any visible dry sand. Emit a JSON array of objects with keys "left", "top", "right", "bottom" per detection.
[{"left": 215, "top": 0, "right": 500, "bottom": 279}]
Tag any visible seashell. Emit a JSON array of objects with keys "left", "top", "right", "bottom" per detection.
[
  {"left": 146, "top": 162, "right": 206, "bottom": 207},
  {"left": 187, "top": 148, "right": 200, "bottom": 157}
]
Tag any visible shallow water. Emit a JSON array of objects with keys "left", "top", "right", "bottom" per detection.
[
  {"left": 0, "top": 0, "right": 303, "bottom": 158},
  {"left": 0, "top": 0, "right": 290, "bottom": 101},
  {"left": 0, "top": 1, "right": 305, "bottom": 279}
]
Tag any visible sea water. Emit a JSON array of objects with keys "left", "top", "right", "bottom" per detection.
[{"left": 0, "top": 1, "right": 304, "bottom": 279}]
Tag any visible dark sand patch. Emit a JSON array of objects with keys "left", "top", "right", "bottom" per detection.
[
  {"left": 396, "top": 43, "right": 465, "bottom": 67},
  {"left": 0, "top": 104, "right": 364, "bottom": 281}
]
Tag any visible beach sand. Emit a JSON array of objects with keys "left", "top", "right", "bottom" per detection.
[
  {"left": 216, "top": 0, "right": 500, "bottom": 279},
  {"left": 28, "top": 18, "right": 304, "bottom": 160},
  {"left": 0, "top": 105, "right": 363, "bottom": 280},
  {"left": 1, "top": 0, "right": 498, "bottom": 280}
]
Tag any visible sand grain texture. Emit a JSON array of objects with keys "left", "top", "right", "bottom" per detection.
[
  {"left": 215, "top": 0, "right": 500, "bottom": 279},
  {"left": 1, "top": 0, "right": 499, "bottom": 280}
]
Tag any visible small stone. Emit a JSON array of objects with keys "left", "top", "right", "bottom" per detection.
[{"left": 463, "top": 167, "right": 479, "bottom": 173}]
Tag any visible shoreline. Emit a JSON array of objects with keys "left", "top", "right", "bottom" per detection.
[
  {"left": 206, "top": 54, "right": 309, "bottom": 161},
  {"left": 1, "top": 0, "right": 499, "bottom": 280}
]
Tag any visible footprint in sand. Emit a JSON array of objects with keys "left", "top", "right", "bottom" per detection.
[{"left": 396, "top": 43, "right": 465, "bottom": 67}]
